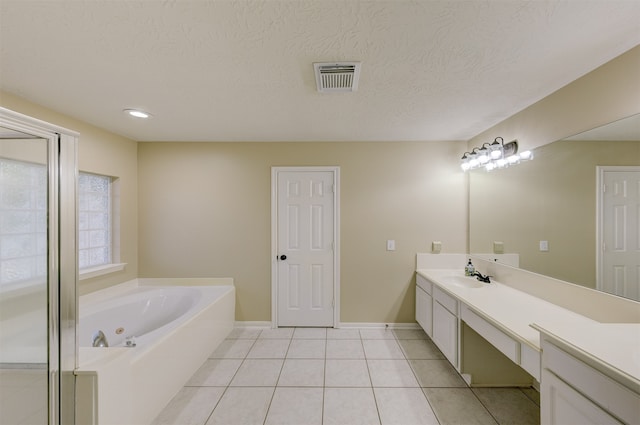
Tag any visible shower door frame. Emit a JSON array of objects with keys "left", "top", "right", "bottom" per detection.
[{"left": 0, "top": 107, "right": 78, "bottom": 425}]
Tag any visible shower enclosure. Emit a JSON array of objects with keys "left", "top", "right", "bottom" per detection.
[{"left": 0, "top": 107, "right": 78, "bottom": 424}]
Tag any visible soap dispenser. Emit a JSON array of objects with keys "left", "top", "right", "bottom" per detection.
[{"left": 465, "top": 259, "right": 475, "bottom": 276}]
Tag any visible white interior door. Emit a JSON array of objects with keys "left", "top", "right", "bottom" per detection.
[
  {"left": 598, "top": 167, "right": 640, "bottom": 301},
  {"left": 272, "top": 167, "right": 338, "bottom": 327}
]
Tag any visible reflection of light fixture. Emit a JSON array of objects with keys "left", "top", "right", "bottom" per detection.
[
  {"left": 460, "top": 138, "right": 533, "bottom": 172},
  {"left": 123, "top": 108, "right": 152, "bottom": 119}
]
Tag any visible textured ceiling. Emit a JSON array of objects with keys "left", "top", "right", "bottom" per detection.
[{"left": 0, "top": 1, "right": 639, "bottom": 142}]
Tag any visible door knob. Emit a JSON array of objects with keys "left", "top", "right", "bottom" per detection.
[{"left": 279, "top": 255, "right": 287, "bottom": 260}]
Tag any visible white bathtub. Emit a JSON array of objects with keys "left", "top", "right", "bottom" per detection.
[{"left": 75, "top": 278, "right": 235, "bottom": 425}]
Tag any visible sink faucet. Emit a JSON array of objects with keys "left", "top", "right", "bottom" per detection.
[{"left": 472, "top": 272, "right": 492, "bottom": 283}]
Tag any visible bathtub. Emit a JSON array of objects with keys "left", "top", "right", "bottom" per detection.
[{"left": 75, "top": 278, "right": 235, "bottom": 425}]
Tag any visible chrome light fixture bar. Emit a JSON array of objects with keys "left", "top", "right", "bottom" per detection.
[{"left": 460, "top": 137, "right": 533, "bottom": 172}]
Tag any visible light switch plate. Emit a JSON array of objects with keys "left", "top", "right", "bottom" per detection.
[
  {"left": 386, "top": 240, "right": 396, "bottom": 251},
  {"left": 539, "top": 240, "right": 549, "bottom": 252}
]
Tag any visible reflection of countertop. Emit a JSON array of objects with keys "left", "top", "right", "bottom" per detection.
[{"left": 416, "top": 268, "right": 640, "bottom": 391}]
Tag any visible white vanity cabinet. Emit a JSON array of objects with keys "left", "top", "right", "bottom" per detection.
[
  {"left": 415, "top": 275, "right": 433, "bottom": 337},
  {"left": 432, "top": 286, "right": 458, "bottom": 367},
  {"left": 539, "top": 335, "right": 639, "bottom": 425}
]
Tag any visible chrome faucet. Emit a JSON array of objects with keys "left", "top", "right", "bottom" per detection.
[
  {"left": 92, "top": 330, "right": 109, "bottom": 347},
  {"left": 472, "top": 272, "right": 492, "bottom": 283}
]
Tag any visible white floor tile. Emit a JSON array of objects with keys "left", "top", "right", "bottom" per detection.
[
  {"left": 359, "top": 329, "right": 396, "bottom": 340},
  {"left": 326, "top": 339, "right": 365, "bottom": 359},
  {"left": 327, "top": 328, "right": 361, "bottom": 339},
  {"left": 205, "top": 387, "right": 274, "bottom": 425},
  {"left": 396, "top": 339, "right": 444, "bottom": 360},
  {"left": 325, "top": 359, "right": 371, "bottom": 387},
  {"left": 246, "top": 339, "right": 290, "bottom": 358},
  {"left": 227, "top": 327, "right": 263, "bottom": 339},
  {"left": 209, "top": 339, "right": 256, "bottom": 358},
  {"left": 278, "top": 359, "right": 325, "bottom": 387},
  {"left": 293, "top": 328, "right": 327, "bottom": 339},
  {"left": 409, "top": 359, "right": 467, "bottom": 387},
  {"left": 363, "top": 339, "right": 405, "bottom": 359},
  {"left": 259, "top": 328, "right": 295, "bottom": 339},
  {"left": 265, "top": 387, "right": 323, "bottom": 425},
  {"left": 151, "top": 387, "right": 225, "bottom": 425},
  {"left": 367, "top": 360, "right": 420, "bottom": 387},
  {"left": 230, "top": 359, "right": 283, "bottom": 387},
  {"left": 392, "top": 329, "right": 428, "bottom": 340},
  {"left": 286, "top": 339, "right": 326, "bottom": 358},
  {"left": 186, "top": 359, "right": 243, "bottom": 387},
  {"left": 374, "top": 387, "right": 439, "bottom": 425},
  {"left": 323, "top": 388, "right": 381, "bottom": 425}
]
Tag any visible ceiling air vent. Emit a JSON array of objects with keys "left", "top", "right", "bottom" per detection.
[{"left": 313, "top": 62, "right": 361, "bottom": 93}]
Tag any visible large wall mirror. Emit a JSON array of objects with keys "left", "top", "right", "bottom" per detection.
[{"left": 469, "top": 114, "right": 640, "bottom": 301}]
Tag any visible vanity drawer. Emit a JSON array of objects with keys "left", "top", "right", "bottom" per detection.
[
  {"left": 433, "top": 286, "right": 457, "bottom": 315},
  {"left": 416, "top": 274, "right": 432, "bottom": 294},
  {"left": 461, "top": 305, "right": 519, "bottom": 363}
]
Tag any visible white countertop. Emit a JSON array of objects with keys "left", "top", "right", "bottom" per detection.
[{"left": 416, "top": 268, "right": 640, "bottom": 389}]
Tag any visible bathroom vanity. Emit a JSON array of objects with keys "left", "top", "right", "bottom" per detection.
[{"left": 415, "top": 254, "right": 640, "bottom": 425}]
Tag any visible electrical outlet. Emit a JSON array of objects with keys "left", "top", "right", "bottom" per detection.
[
  {"left": 431, "top": 241, "right": 442, "bottom": 253},
  {"left": 539, "top": 240, "right": 549, "bottom": 252}
]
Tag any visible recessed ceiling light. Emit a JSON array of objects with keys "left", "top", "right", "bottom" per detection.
[{"left": 123, "top": 108, "right": 152, "bottom": 119}]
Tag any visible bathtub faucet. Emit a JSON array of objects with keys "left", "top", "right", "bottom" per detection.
[{"left": 92, "top": 330, "right": 109, "bottom": 347}]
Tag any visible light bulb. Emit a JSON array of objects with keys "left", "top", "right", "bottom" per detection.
[{"left": 123, "top": 109, "right": 152, "bottom": 119}]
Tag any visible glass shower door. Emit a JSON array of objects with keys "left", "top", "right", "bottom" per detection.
[
  {"left": 0, "top": 129, "right": 50, "bottom": 424},
  {"left": 0, "top": 110, "right": 78, "bottom": 425}
]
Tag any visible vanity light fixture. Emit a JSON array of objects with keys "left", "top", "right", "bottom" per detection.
[
  {"left": 460, "top": 137, "right": 533, "bottom": 172},
  {"left": 123, "top": 108, "right": 152, "bottom": 119}
]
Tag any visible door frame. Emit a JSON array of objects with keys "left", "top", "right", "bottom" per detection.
[
  {"left": 596, "top": 165, "right": 640, "bottom": 292},
  {"left": 271, "top": 166, "right": 340, "bottom": 328}
]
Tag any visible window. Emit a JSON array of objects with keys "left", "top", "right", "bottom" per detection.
[
  {"left": 78, "top": 172, "right": 112, "bottom": 270},
  {"left": 0, "top": 159, "right": 122, "bottom": 287},
  {"left": 0, "top": 158, "right": 47, "bottom": 287}
]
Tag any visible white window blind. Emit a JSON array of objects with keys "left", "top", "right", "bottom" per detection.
[
  {"left": 0, "top": 158, "right": 47, "bottom": 286},
  {"left": 78, "top": 172, "right": 112, "bottom": 270}
]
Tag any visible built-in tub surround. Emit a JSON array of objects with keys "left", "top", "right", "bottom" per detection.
[{"left": 75, "top": 278, "right": 235, "bottom": 425}]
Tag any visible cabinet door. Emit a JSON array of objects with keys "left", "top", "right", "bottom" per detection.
[
  {"left": 415, "top": 286, "right": 432, "bottom": 337},
  {"left": 542, "top": 370, "right": 622, "bottom": 425},
  {"left": 433, "top": 300, "right": 457, "bottom": 366}
]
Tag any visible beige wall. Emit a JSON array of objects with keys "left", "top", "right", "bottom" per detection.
[
  {"left": 0, "top": 91, "right": 139, "bottom": 294},
  {"left": 138, "top": 142, "right": 467, "bottom": 323},
  {"left": 470, "top": 139, "right": 640, "bottom": 288}
]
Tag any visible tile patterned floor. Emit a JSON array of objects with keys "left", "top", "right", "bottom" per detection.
[{"left": 152, "top": 327, "right": 540, "bottom": 425}]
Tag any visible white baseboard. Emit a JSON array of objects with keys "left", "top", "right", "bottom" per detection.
[
  {"left": 234, "top": 321, "right": 271, "bottom": 328},
  {"left": 233, "top": 321, "right": 421, "bottom": 330},
  {"left": 337, "top": 322, "right": 421, "bottom": 330}
]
